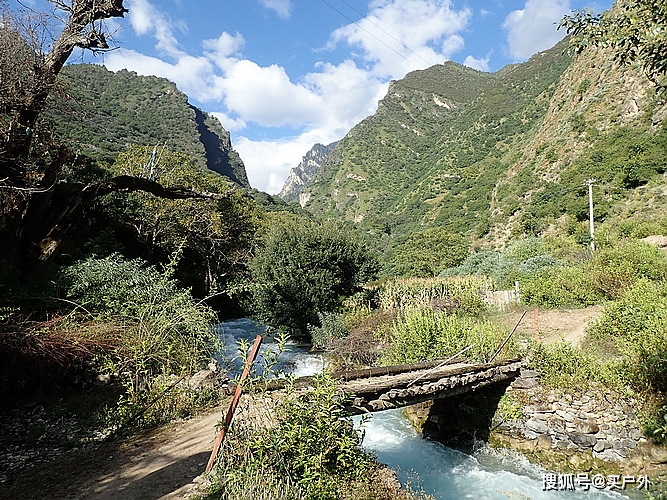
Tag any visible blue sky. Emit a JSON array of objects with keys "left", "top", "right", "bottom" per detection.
[{"left": 18, "top": 0, "right": 613, "bottom": 193}]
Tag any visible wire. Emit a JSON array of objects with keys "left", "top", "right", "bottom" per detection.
[
  {"left": 337, "top": 0, "right": 434, "bottom": 67},
  {"left": 320, "top": 0, "right": 421, "bottom": 70}
]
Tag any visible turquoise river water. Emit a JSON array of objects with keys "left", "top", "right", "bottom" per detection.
[{"left": 218, "top": 318, "right": 631, "bottom": 500}]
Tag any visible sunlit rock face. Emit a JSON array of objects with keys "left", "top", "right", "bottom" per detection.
[{"left": 278, "top": 141, "right": 338, "bottom": 205}]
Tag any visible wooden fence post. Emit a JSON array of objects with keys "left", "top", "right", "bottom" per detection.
[{"left": 205, "top": 334, "right": 264, "bottom": 473}]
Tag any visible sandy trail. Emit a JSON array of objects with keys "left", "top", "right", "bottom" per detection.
[
  {"left": 65, "top": 409, "right": 223, "bottom": 500},
  {"left": 0, "top": 403, "right": 227, "bottom": 500},
  {"left": 496, "top": 305, "right": 604, "bottom": 347}
]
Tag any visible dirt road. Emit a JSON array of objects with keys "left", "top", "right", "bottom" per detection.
[
  {"left": 497, "top": 305, "right": 604, "bottom": 346},
  {"left": 1, "top": 404, "right": 226, "bottom": 500}
]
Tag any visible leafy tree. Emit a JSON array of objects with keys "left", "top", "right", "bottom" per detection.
[
  {"left": 101, "top": 146, "right": 261, "bottom": 294},
  {"left": 560, "top": 1, "right": 667, "bottom": 86},
  {"left": 249, "top": 217, "right": 379, "bottom": 338},
  {"left": 389, "top": 226, "right": 468, "bottom": 277},
  {"left": 0, "top": 1, "right": 233, "bottom": 275}
]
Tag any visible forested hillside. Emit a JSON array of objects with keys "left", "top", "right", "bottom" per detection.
[
  {"left": 46, "top": 64, "right": 249, "bottom": 187},
  {"left": 297, "top": 37, "right": 667, "bottom": 273}
]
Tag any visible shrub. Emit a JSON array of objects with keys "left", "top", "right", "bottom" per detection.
[
  {"left": 308, "top": 312, "right": 349, "bottom": 348},
  {"left": 441, "top": 238, "right": 564, "bottom": 289},
  {"left": 584, "top": 240, "right": 667, "bottom": 299},
  {"left": 380, "top": 308, "right": 514, "bottom": 365},
  {"left": 586, "top": 279, "right": 667, "bottom": 392},
  {"left": 59, "top": 254, "right": 217, "bottom": 376},
  {"left": 529, "top": 341, "right": 600, "bottom": 389},
  {"left": 249, "top": 219, "right": 379, "bottom": 339},
  {"left": 214, "top": 373, "right": 376, "bottom": 499},
  {"left": 518, "top": 265, "right": 602, "bottom": 307}
]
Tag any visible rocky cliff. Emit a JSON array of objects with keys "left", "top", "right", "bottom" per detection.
[
  {"left": 278, "top": 141, "right": 338, "bottom": 204},
  {"left": 46, "top": 64, "right": 250, "bottom": 187}
]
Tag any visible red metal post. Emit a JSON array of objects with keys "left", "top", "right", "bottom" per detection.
[{"left": 205, "top": 334, "right": 264, "bottom": 473}]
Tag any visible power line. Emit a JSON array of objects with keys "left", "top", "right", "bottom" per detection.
[
  {"left": 320, "top": 0, "right": 421, "bottom": 70},
  {"left": 336, "top": 0, "right": 434, "bottom": 67}
]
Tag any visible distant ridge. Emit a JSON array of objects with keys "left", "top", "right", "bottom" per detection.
[
  {"left": 278, "top": 141, "right": 338, "bottom": 204},
  {"left": 46, "top": 64, "right": 249, "bottom": 187}
]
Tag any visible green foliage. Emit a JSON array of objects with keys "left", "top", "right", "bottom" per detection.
[
  {"left": 380, "top": 308, "right": 515, "bottom": 365},
  {"left": 496, "top": 393, "right": 523, "bottom": 422},
  {"left": 59, "top": 253, "right": 218, "bottom": 376},
  {"left": 584, "top": 240, "right": 667, "bottom": 299},
  {"left": 375, "top": 276, "right": 488, "bottom": 316},
  {"left": 81, "top": 145, "right": 262, "bottom": 297},
  {"left": 387, "top": 227, "right": 468, "bottom": 277},
  {"left": 561, "top": 2, "right": 667, "bottom": 83},
  {"left": 530, "top": 279, "right": 667, "bottom": 435},
  {"left": 249, "top": 218, "right": 379, "bottom": 338},
  {"left": 303, "top": 41, "right": 573, "bottom": 250},
  {"left": 214, "top": 373, "right": 376, "bottom": 500},
  {"left": 586, "top": 279, "right": 667, "bottom": 393},
  {"left": 518, "top": 265, "right": 602, "bottom": 308},
  {"left": 518, "top": 239, "right": 667, "bottom": 307},
  {"left": 48, "top": 64, "right": 248, "bottom": 185},
  {"left": 530, "top": 341, "right": 603, "bottom": 389},
  {"left": 443, "top": 237, "right": 565, "bottom": 289},
  {"left": 308, "top": 312, "right": 349, "bottom": 348},
  {"left": 101, "top": 376, "right": 222, "bottom": 433}
]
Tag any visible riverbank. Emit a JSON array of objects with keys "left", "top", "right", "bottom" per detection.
[{"left": 406, "top": 367, "right": 667, "bottom": 497}]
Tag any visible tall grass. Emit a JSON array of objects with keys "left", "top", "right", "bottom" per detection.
[
  {"left": 375, "top": 276, "right": 488, "bottom": 315},
  {"left": 379, "top": 308, "right": 516, "bottom": 365}
]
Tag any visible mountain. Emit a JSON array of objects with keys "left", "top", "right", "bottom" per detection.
[
  {"left": 299, "top": 39, "right": 667, "bottom": 248},
  {"left": 45, "top": 64, "right": 249, "bottom": 187},
  {"left": 278, "top": 141, "right": 338, "bottom": 205}
]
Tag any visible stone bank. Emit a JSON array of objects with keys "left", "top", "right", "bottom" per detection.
[{"left": 407, "top": 367, "right": 667, "bottom": 478}]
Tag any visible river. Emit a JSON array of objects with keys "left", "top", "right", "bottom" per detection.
[{"left": 217, "top": 318, "right": 630, "bottom": 500}]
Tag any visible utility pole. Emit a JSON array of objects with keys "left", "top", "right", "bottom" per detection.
[{"left": 586, "top": 179, "right": 596, "bottom": 251}]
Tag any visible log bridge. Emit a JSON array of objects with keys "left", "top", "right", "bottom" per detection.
[{"left": 333, "top": 358, "right": 523, "bottom": 415}]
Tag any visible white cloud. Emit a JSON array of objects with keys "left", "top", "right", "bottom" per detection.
[
  {"left": 210, "top": 112, "right": 246, "bottom": 133},
  {"left": 104, "top": 23, "right": 388, "bottom": 193},
  {"left": 463, "top": 54, "right": 491, "bottom": 72},
  {"left": 126, "top": 0, "right": 181, "bottom": 56},
  {"left": 258, "top": 0, "right": 293, "bottom": 19},
  {"left": 104, "top": 0, "right": 475, "bottom": 193},
  {"left": 330, "top": 0, "right": 472, "bottom": 79},
  {"left": 502, "top": 0, "right": 571, "bottom": 61}
]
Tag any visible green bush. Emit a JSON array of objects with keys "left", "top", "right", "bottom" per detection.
[
  {"left": 387, "top": 227, "right": 468, "bottom": 277},
  {"left": 249, "top": 218, "right": 379, "bottom": 339},
  {"left": 308, "top": 312, "right": 349, "bottom": 348},
  {"left": 586, "top": 279, "right": 667, "bottom": 392},
  {"left": 518, "top": 265, "right": 602, "bottom": 307},
  {"left": 530, "top": 341, "right": 600, "bottom": 389},
  {"left": 441, "top": 238, "right": 565, "bottom": 289},
  {"left": 584, "top": 240, "right": 667, "bottom": 299},
  {"left": 214, "top": 373, "right": 375, "bottom": 499},
  {"left": 59, "top": 254, "right": 217, "bottom": 376},
  {"left": 380, "top": 308, "right": 514, "bottom": 365},
  {"left": 101, "top": 376, "right": 222, "bottom": 433}
]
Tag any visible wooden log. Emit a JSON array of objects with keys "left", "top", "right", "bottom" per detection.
[
  {"left": 340, "top": 360, "right": 521, "bottom": 396},
  {"left": 346, "top": 365, "right": 520, "bottom": 414}
]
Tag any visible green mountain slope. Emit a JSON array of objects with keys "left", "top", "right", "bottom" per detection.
[
  {"left": 45, "top": 64, "right": 249, "bottom": 187},
  {"left": 301, "top": 39, "right": 667, "bottom": 253},
  {"left": 303, "top": 41, "right": 573, "bottom": 240}
]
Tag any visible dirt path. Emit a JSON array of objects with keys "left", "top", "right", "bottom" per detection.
[
  {"left": 1, "top": 403, "right": 227, "bottom": 500},
  {"left": 68, "top": 409, "right": 222, "bottom": 500},
  {"left": 496, "top": 305, "right": 605, "bottom": 346}
]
